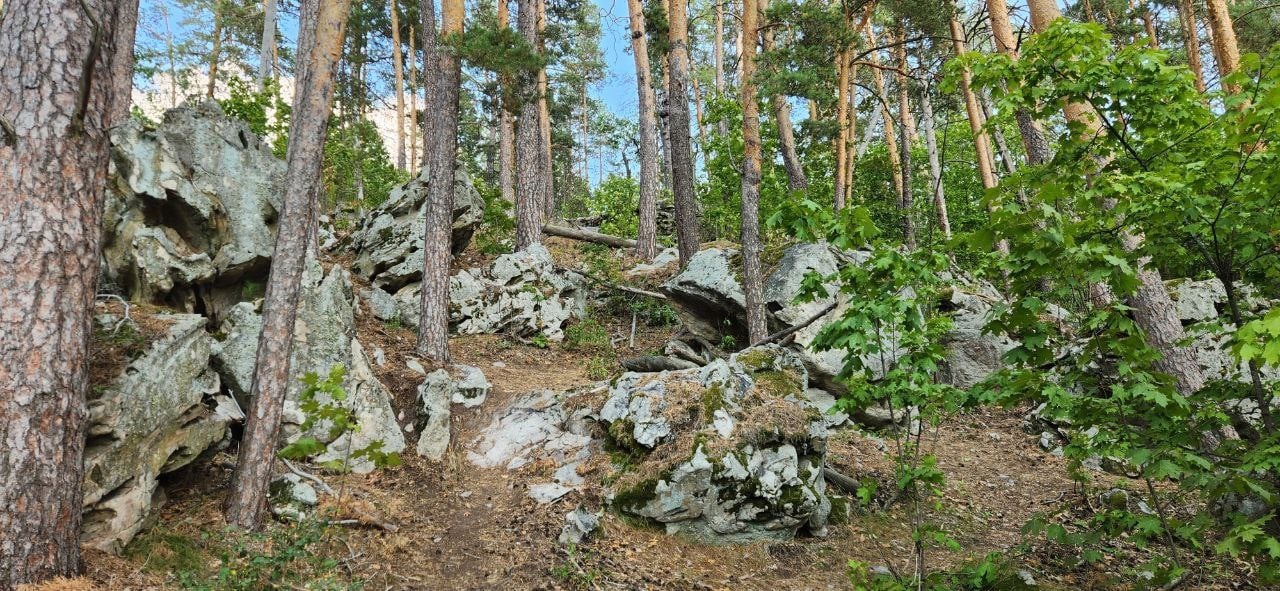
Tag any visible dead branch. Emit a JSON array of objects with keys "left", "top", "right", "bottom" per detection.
[
  {"left": 543, "top": 222, "right": 638, "bottom": 249},
  {"left": 753, "top": 300, "right": 838, "bottom": 346},
  {"left": 556, "top": 265, "right": 668, "bottom": 301}
]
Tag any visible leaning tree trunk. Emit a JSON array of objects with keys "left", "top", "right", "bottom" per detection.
[
  {"left": 391, "top": 0, "right": 407, "bottom": 170},
  {"left": 1027, "top": 0, "right": 1207, "bottom": 398},
  {"left": 110, "top": 0, "right": 142, "bottom": 125},
  {"left": 667, "top": 0, "right": 702, "bottom": 266},
  {"left": 919, "top": 86, "right": 950, "bottom": 240},
  {"left": 628, "top": 0, "right": 661, "bottom": 259},
  {"left": 515, "top": 0, "right": 547, "bottom": 250},
  {"left": 417, "top": 0, "right": 464, "bottom": 363},
  {"left": 226, "top": 0, "right": 351, "bottom": 529},
  {"left": 760, "top": 4, "right": 805, "bottom": 192},
  {"left": 987, "top": 0, "right": 1053, "bottom": 165},
  {"left": 1203, "top": 0, "right": 1240, "bottom": 94},
  {"left": 260, "top": 0, "right": 278, "bottom": 91},
  {"left": 0, "top": 1, "right": 133, "bottom": 585},
  {"left": 740, "top": 0, "right": 767, "bottom": 343}
]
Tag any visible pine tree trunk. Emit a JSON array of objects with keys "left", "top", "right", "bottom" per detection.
[
  {"left": 1204, "top": 0, "right": 1240, "bottom": 93},
  {"left": 515, "top": 0, "right": 547, "bottom": 250},
  {"left": 834, "top": 52, "right": 849, "bottom": 208},
  {"left": 0, "top": 1, "right": 131, "bottom": 584},
  {"left": 226, "top": 0, "right": 351, "bottom": 529},
  {"left": 207, "top": 1, "right": 224, "bottom": 98},
  {"left": 760, "top": 9, "right": 805, "bottom": 191},
  {"left": 667, "top": 0, "right": 702, "bottom": 266},
  {"left": 409, "top": 25, "right": 420, "bottom": 167},
  {"left": 421, "top": 0, "right": 440, "bottom": 165},
  {"left": 714, "top": 0, "right": 728, "bottom": 137},
  {"left": 949, "top": 8, "right": 1007, "bottom": 253},
  {"left": 987, "top": 0, "right": 1052, "bottom": 165},
  {"left": 1140, "top": 1, "right": 1159, "bottom": 48},
  {"left": 891, "top": 22, "right": 915, "bottom": 248},
  {"left": 740, "top": 0, "right": 767, "bottom": 343},
  {"left": 919, "top": 86, "right": 949, "bottom": 240},
  {"left": 260, "top": 0, "right": 278, "bottom": 91},
  {"left": 110, "top": 0, "right": 141, "bottom": 125},
  {"left": 865, "top": 26, "right": 904, "bottom": 209},
  {"left": 628, "top": 0, "right": 661, "bottom": 259},
  {"left": 536, "top": 0, "right": 554, "bottom": 220},
  {"left": 417, "top": 0, "right": 464, "bottom": 362},
  {"left": 1177, "top": 0, "right": 1207, "bottom": 92},
  {"left": 391, "top": 0, "right": 407, "bottom": 170}
]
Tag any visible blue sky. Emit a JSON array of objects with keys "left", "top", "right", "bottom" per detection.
[{"left": 591, "top": 0, "right": 641, "bottom": 120}]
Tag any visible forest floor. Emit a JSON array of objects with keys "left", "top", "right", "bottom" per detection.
[{"left": 69, "top": 240, "right": 1262, "bottom": 591}]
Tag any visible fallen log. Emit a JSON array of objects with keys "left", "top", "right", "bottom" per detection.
[
  {"left": 555, "top": 265, "right": 668, "bottom": 301},
  {"left": 753, "top": 300, "right": 839, "bottom": 346},
  {"left": 621, "top": 355, "right": 701, "bottom": 373},
  {"left": 543, "top": 222, "right": 637, "bottom": 249}
]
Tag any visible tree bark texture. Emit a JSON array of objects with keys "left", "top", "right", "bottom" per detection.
[
  {"left": 1177, "top": 0, "right": 1207, "bottom": 92},
  {"left": 919, "top": 87, "right": 950, "bottom": 240},
  {"left": 416, "top": 0, "right": 464, "bottom": 363},
  {"left": 536, "top": 0, "right": 554, "bottom": 219},
  {"left": 628, "top": 0, "right": 660, "bottom": 259},
  {"left": 667, "top": 0, "right": 702, "bottom": 267},
  {"left": 0, "top": 0, "right": 132, "bottom": 585},
  {"left": 497, "top": 0, "right": 515, "bottom": 205},
  {"left": 260, "top": 0, "right": 278, "bottom": 90},
  {"left": 891, "top": 23, "right": 915, "bottom": 249},
  {"left": 740, "top": 0, "right": 767, "bottom": 343},
  {"left": 110, "top": 0, "right": 141, "bottom": 125},
  {"left": 391, "top": 0, "right": 407, "bottom": 170},
  {"left": 1204, "top": 0, "right": 1240, "bottom": 93},
  {"left": 760, "top": 8, "right": 805, "bottom": 192},
  {"left": 515, "top": 0, "right": 548, "bottom": 250},
  {"left": 226, "top": 0, "right": 351, "bottom": 530},
  {"left": 986, "top": 0, "right": 1052, "bottom": 165}
]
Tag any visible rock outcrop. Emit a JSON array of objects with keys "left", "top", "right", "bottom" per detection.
[
  {"left": 102, "top": 101, "right": 285, "bottom": 320},
  {"left": 600, "top": 345, "right": 832, "bottom": 543},
  {"left": 393, "top": 244, "right": 585, "bottom": 341},
  {"left": 348, "top": 165, "right": 485, "bottom": 291},
  {"left": 83, "top": 314, "right": 239, "bottom": 552},
  {"left": 212, "top": 261, "right": 406, "bottom": 473}
]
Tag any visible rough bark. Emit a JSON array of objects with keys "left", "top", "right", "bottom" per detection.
[
  {"left": 1177, "top": 0, "right": 1207, "bottom": 92},
  {"left": 110, "top": 0, "right": 141, "bottom": 125},
  {"left": 834, "top": 52, "right": 850, "bottom": 208},
  {"left": 536, "top": 0, "right": 554, "bottom": 220},
  {"left": 544, "top": 223, "right": 639, "bottom": 248},
  {"left": 1204, "top": 0, "right": 1240, "bottom": 93},
  {"left": 891, "top": 22, "right": 915, "bottom": 249},
  {"left": 226, "top": 0, "right": 351, "bottom": 529},
  {"left": 667, "top": 0, "right": 702, "bottom": 266},
  {"left": 0, "top": 0, "right": 130, "bottom": 584},
  {"left": 628, "top": 0, "right": 660, "bottom": 259},
  {"left": 515, "top": 0, "right": 547, "bottom": 250},
  {"left": 420, "top": 0, "right": 440, "bottom": 165},
  {"left": 740, "top": 0, "right": 767, "bottom": 343},
  {"left": 497, "top": 0, "right": 515, "bottom": 205},
  {"left": 760, "top": 10, "right": 805, "bottom": 191},
  {"left": 416, "top": 0, "right": 464, "bottom": 363},
  {"left": 987, "top": 0, "right": 1052, "bottom": 165},
  {"left": 391, "top": 0, "right": 407, "bottom": 170},
  {"left": 260, "top": 0, "right": 278, "bottom": 90}
]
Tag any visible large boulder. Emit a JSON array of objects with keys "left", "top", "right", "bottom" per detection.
[
  {"left": 468, "top": 388, "right": 597, "bottom": 503},
  {"left": 660, "top": 247, "right": 748, "bottom": 347},
  {"left": 212, "top": 261, "right": 405, "bottom": 473},
  {"left": 348, "top": 165, "right": 485, "bottom": 291},
  {"left": 600, "top": 345, "right": 832, "bottom": 543},
  {"left": 1167, "top": 277, "right": 1227, "bottom": 323},
  {"left": 102, "top": 101, "right": 284, "bottom": 319},
  {"left": 83, "top": 314, "right": 239, "bottom": 553},
  {"left": 937, "top": 286, "right": 1018, "bottom": 389},
  {"left": 395, "top": 244, "right": 586, "bottom": 341}
]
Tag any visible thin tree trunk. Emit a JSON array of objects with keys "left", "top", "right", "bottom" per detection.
[
  {"left": 667, "top": 0, "right": 702, "bottom": 266},
  {"left": 628, "top": 0, "right": 661, "bottom": 259},
  {"left": 391, "top": 0, "right": 407, "bottom": 170},
  {"left": 536, "top": 0, "right": 553, "bottom": 219},
  {"left": 891, "top": 22, "right": 915, "bottom": 248},
  {"left": 496, "top": 0, "right": 515, "bottom": 205},
  {"left": 843, "top": 70, "right": 859, "bottom": 207},
  {"left": 1204, "top": 0, "right": 1240, "bottom": 93},
  {"left": 0, "top": 0, "right": 131, "bottom": 584},
  {"left": 226, "top": 0, "right": 351, "bottom": 529},
  {"left": 207, "top": 1, "right": 224, "bottom": 98},
  {"left": 740, "top": 0, "right": 767, "bottom": 343},
  {"left": 714, "top": 0, "right": 725, "bottom": 95},
  {"left": 515, "top": 0, "right": 547, "bottom": 250},
  {"left": 417, "top": 0, "right": 464, "bottom": 362},
  {"left": 834, "top": 52, "right": 850, "bottom": 208},
  {"left": 410, "top": 25, "right": 420, "bottom": 168},
  {"left": 163, "top": 3, "right": 179, "bottom": 109},
  {"left": 949, "top": 8, "right": 1007, "bottom": 253},
  {"left": 1177, "top": 0, "right": 1207, "bottom": 92},
  {"left": 919, "top": 86, "right": 949, "bottom": 240},
  {"left": 260, "top": 0, "right": 278, "bottom": 90},
  {"left": 866, "top": 26, "right": 904, "bottom": 211},
  {"left": 761, "top": 7, "right": 805, "bottom": 191},
  {"left": 987, "top": 0, "right": 1052, "bottom": 165},
  {"left": 110, "top": 0, "right": 141, "bottom": 125}
]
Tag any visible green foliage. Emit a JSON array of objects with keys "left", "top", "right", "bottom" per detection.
[
  {"left": 564, "top": 317, "right": 616, "bottom": 380},
  {"left": 279, "top": 366, "right": 401, "bottom": 472},
  {"left": 958, "top": 21, "right": 1280, "bottom": 582},
  {"left": 474, "top": 176, "right": 515, "bottom": 255},
  {"left": 322, "top": 119, "right": 410, "bottom": 211},
  {"left": 589, "top": 175, "right": 640, "bottom": 238},
  {"left": 453, "top": 25, "right": 547, "bottom": 112},
  {"left": 218, "top": 76, "right": 290, "bottom": 157},
  {"left": 127, "top": 519, "right": 359, "bottom": 591},
  {"left": 848, "top": 552, "right": 1034, "bottom": 591}
]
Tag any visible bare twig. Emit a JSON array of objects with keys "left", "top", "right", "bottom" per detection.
[
  {"left": 556, "top": 266, "right": 669, "bottom": 300},
  {"left": 753, "top": 300, "right": 838, "bottom": 346}
]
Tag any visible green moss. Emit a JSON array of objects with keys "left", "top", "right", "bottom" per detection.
[
  {"left": 828, "top": 495, "right": 851, "bottom": 525},
  {"left": 776, "top": 483, "right": 813, "bottom": 509},
  {"left": 603, "top": 420, "right": 649, "bottom": 464},
  {"left": 736, "top": 348, "right": 777, "bottom": 372},
  {"left": 752, "top": 369, "right": 803, "bottom": 398},
  {"left": 701, "top": 383, "right": 726, "bottom": 421},
  {"left": 124, "top": 527, "right": 209, "bottom": 576}
]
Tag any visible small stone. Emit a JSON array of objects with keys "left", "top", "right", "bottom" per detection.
[
  {"left": 406, "top": 358, "right": 427, "bottom": 376},
  {"left": 529, "top": 482, "right": 572, "bottom": 504},
  {"left": 558, "top": 506, "right": 600, "bottom": 545},
  {"left": 491, "top": 361, "right": 506, "bottom": 368},
  {"left": 459, "top": 490, "right": 473, "bottom": 498}
]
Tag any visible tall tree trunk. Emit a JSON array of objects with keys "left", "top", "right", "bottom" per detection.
[
  {"left": 515, "top": 0, "right": 547, "bottom": 250},
  {"left": 536, "top": 0, "right": 553, "bottom": 220},
  {"left": 987, "top": 0, "right": 1053, "bottom": 165},
  {"left": 865, "top": 26, "right": 904, "bottom": 210},
  {"left": 667, "top": 0, "right": 702, "bottom": 266},
  {"left": 110, "top": 0, "right": 141, "bottom": 125},
  {"left": 628, "top": 0, "right": 661, "bottom": 259},
  {"left": 891, "top": 22, "right": 915, "bottom": 248},
  {"left": 760, "top": 6, "right": 805, "bottom": 191},
  {"left": 1027, "top": 0, "right": 1207, "bottom": 398},
  {"left": 714, "top": 0, "right": 725, "bottom": 95},
  {"left": 0, "top": 0, "right": 132, "bottom": 585},
  {"left": 1140, "top": 0, "right": 1159, "bottom": 48},
  {"left": 260, "top": 0, "right": 278, "bottom": 90},
  {"left": 1177, "top": 0, "right": 1207, "bottom": 92},
  {"left": 919, "top": 86, "right": 949, "bottom": 240},
  {"left": 843, "top": 79, "right": 858, "bottom": 207},
  {"left": 495, "top": 0, "right": 515, "bottom": 205},
  {"left": 834, "top": 51, "right": 850, "bottom": 208},
  {"left": 1204, "top": 0, "right": 1240, "bottom": 93},
  {"left": 421, "top": 0, "right": 440, "bottom": 165},
  {"left": 391, "top": 0, "right": 407, "bottom": 170},
  {"left": 226, "top": 0, "right": 351, "bottom": 529},
  {"left": 949, "top": 8, "right": 1007, "bottom": 253},
  {"left": 740, "top": 0, "right": 766, "bottom": 343},
  {"left": 207, "top": 1, "right": 224, "bottom": 98},
  {"left": 409, "top": 25, "right": 420, "bottom": 168},
  {"left": 417, "top": 0, "right": 464, "bottom": 362}
]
